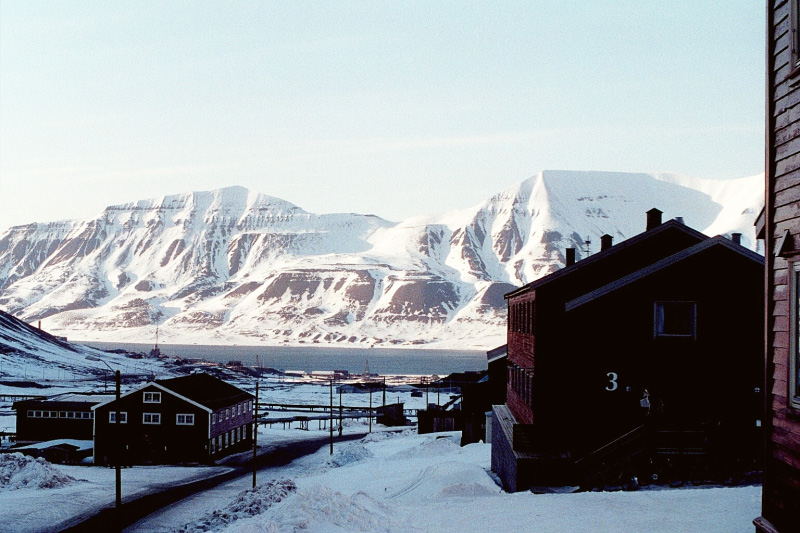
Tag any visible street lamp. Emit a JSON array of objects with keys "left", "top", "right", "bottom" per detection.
[{"left": 86, "top": 356, "right": 122, "bottom": 509}]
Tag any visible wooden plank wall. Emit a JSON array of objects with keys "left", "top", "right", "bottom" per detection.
[
  {"left": 765, "top": 1, "right": 800, "bottom": 530},
  {"left": 506, "top": 291, "right": 536, "bottom": 425}
]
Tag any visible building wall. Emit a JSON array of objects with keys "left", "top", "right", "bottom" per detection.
[
  {"left": 507, "top": 291, "right": 536, "bottom": 425},
  {"left": 15, "top": 402, "right": 95, "bottom": 442},
  {"left": 94, "top": 385, "right": 211, "bottom": 464},
  {"left": 762, "top": 1, "right": 800, "bottom": 531}
]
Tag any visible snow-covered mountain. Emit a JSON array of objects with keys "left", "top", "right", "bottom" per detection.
[{"left": 0, "top": 171, "right": 763, "bottom": 349}]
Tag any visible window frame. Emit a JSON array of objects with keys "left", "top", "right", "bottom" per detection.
[
  {"left": 143, "top": 391, "right": 162, "bottom": 404},
  {"left": 653, "top": 301, "right": 698, "bottom": 339},
  {"left": 789, "top": 262, "right": 800, "bottom": 409},
  {"left": 109, "top": 411, "right": 128, "bottom": 424},
  {"left": 176, "top": 413, "right": 195, "bottom": 426},
  {"left": 142, "top": 412, "right": 161, "bottom": 425}
]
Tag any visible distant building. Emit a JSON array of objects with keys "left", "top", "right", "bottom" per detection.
[
  {"left": 12, "top": 393, "right": 113, "bottom": 444},
  {"left": 493, "top": 211, "right": 764, "bottom": 492},
  {"left": 93, "top": 373, "right": 254, "bottom": 465},
  {"left": 757, "top": 4, "right": 800, "bottom": 531}
]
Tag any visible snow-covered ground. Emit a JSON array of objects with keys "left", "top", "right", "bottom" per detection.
[
  {"left": 0, "top": 376, "right": 762, "bottom": 533},
  {"left": 0, "top": 452, "right": 234, "bottom": 533},
  {"left": 129, "top": 429, "right": 760, "bottom": 533}
]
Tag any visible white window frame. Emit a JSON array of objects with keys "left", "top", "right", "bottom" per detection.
[
  {"left": 143, "top": 412, "right": 161, "bottom": 425},
  {"left": 109, "top": 411, "right": 128, "bottom": 424},
  {"left": 789, "top": 263, "right": 800, "bottom": 409},
  {"left": 143, "top": 391, "right": 162, "bottom": 403},
  {"left": 654, "top": 301, "right": 697, "bottom": 339},
  {"left": 176, "top": 413, "right": 195, "bottom": 426}
]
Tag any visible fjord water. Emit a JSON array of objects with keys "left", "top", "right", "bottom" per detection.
[{"left": 81, "top": 342, "right": 487, "bottom": 375}]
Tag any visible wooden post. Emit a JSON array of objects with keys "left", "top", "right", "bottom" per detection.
[
  {"left": 329, "top": 379, "right": 334, "bottom": 454},
  {"left": 369, "top": 386, "right": 372, "bottom": 433},
  {"left": 338, "top": 388, "right": 343, "bottom": 436}
]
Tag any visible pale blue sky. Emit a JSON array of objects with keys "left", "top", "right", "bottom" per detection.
[{"left": 0, "top": 1, "right": 764, "bottom": 231}]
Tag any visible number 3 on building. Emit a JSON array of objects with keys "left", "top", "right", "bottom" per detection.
[{"left": 606, "top": 372, "right": 618, "bottom": 391}]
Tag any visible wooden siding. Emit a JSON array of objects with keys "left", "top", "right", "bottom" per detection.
[{"left": 762, "top": 1, "right": 800, "bottom": 531}]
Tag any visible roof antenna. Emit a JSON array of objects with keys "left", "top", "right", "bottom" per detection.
[{"left": 583, "top": 236, "right": 592, "bottom": 256}]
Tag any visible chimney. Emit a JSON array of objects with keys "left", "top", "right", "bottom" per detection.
[
  {"left": 732, "top": 233, "right": 742, "bottom": 245},
  {"left": 38, "top": 320, "right": 41, "bottom": 330},
  {"left": 565, "top": 248, "right": 576, "bottom": 266},
  {"left": 600, "top": 234, "right": 613, "bottom": 251},
  {"left": 646, "top": 208, "right": 663, "bottom": 230},
  {"left": 674, "top": 217, "right": 684, "bottom": 225}
]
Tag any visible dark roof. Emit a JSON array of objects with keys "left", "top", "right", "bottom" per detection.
[
  {"left": 156, "top": 373, "right": 253, "bottom": 410},
  {"left": 564, "top": 236, "right": 764, "bottom": 312},
  {"left": 434, "top": 371, "right": 488, "bottom": 386},
  {"left": 505, "top": 219, "right": 708, "bottom": 299}
]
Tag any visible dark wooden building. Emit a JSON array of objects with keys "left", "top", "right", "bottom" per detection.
[
  {"left": 12, "top": 393, "right": 112, "bottom": 444},
  {"left": 93, "top": 373, "right": 254, "bottom": 465},
  {"left": 492, "top": 212, "right": 764, "bottom": 492},
  {"left": 757, "top": 2, "right": 800, "bottom": 531}
]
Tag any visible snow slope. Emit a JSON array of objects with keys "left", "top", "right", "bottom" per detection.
[{"left": 0, "top": 172, "right": 763, "bottom": 349}]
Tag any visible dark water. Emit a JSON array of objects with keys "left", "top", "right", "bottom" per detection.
[{"left": 80, "top": 342, "right": 487, "bottom": 376}]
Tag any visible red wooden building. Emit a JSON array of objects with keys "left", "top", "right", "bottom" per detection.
[
  {"left": 93, "top": 373, "right": 254, "bottom": 465},
  {"left": 492, "top": 212, "right": 763, "bottom": 492},
  {"left": 757, "top": 2, "right": 800, "bottom": 531}
]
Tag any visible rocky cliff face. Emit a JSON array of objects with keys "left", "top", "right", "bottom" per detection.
[{"left": 0, "top": 172, "right": 763, "bottom": 348}]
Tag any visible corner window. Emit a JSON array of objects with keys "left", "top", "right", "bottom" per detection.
[
  {"left": 109, "top": 412, "right": 128, "bottom": 423},
  {"left": 143, "top": 391, "right": 161, "bottom": 403},
  {"left": 176, "top": 413, "right": 195, "bottom": 426},
  {"left": 143, "top": 412, "right": 161, "bottom": 425},
  {"left": 654, "top": 302, "right": 697, "bottom": 339},
  {"left": 790, "top": 263, "right": 800, "bottom": 408}
]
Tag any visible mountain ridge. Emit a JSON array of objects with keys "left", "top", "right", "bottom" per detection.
[{"left": 0, "top": 171, "right": 763, "bottom": 349}]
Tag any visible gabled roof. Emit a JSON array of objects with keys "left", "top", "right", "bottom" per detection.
[
  {"left": 564, "top": 236, "right": 764, "bottom": 312},
  {"left": 90, "top": 373, "right": 252, "bottom": 413},
  {"left": 505, "top": 219, "right": 708, "bottom": 300},
  {"left": 156, "top": 373, "right": 254, "bottom": 410}
]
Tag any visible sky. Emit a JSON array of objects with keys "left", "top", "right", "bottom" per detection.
[{"left": 0, "top": 1, "right": 764, "bottom": 232}]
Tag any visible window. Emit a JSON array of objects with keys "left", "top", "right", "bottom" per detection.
[
  {"left": 654, "top": 302, "right": 697, "bottom": 339},
  {"left": 109, "top": 412, "right": 128, "bottom": 423},
  {"left": 212, "top": 413, "right": 216, "bottom": 425},
  {"left": 176, "top": 413, "right": 195, "bottom": 425},
  {"left": 226, "top": 408, "right": 230, "bottom": 419},
  {"left": 790, "top": 263, "right": 800, "bottom": 408},
  {"left": 143, "top": 412, "right": 161, "bottom": 425},
  {"left": 143, "top": 391, "right": 161, "bottom": 403}
]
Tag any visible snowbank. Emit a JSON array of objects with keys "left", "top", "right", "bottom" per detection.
[
  {"left": 174, "top": 479, "right": 297, "bottom": 533},
  {"left": 0, "top": 452, "right": 80, "bottom": 491}
]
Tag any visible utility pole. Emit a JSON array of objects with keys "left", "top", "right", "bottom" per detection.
[
  {"left": 369, "top": 386, "right": 372, "bottom": 433},
  {"left": 382, "top": 377, "right": 386, "bottom": 407},
  {"left": 253, "top": 381, "right": 258, "bottom": 488},
  {"left": 338, "top": 388, "right": 343, "bottom": 436},
  {"left": 114, "top": 370, "right": 121, "bottom": 509},
  {"left": 329, "top": 379, "right": 334, "bottom": 454}
]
